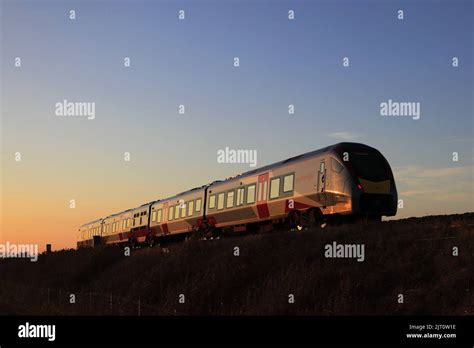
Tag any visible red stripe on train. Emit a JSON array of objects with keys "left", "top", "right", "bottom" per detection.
[{"left": 257, "top": 203, "right": 270, "bottom": 218}]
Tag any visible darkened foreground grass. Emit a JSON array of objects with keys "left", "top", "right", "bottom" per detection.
[{"left": 1, "top": 213, "right": 472, "bottom": 315}]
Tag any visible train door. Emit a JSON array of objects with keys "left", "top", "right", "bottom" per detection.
[
  {"left": 317, "top": 160, "right": 326, "bottom": 193},
  {"left": 257, "top": 173, "right": 270, "bottom": 218}
]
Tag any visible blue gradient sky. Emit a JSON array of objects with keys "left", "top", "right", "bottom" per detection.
[{"left": 1, "top": 0, "right": 473, "bottom": 249}]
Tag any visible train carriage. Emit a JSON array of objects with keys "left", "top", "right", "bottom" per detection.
[{"left": 203, "top": 142, "right": 397, "bottom": 232}]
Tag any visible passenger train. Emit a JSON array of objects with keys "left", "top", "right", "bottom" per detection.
[{"left": 77, "top": 143, "right": 398, "bottom": 248}]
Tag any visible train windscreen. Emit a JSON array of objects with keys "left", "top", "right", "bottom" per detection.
[{"left": 350, "top": 151, "right": 390, "bottom": 182}]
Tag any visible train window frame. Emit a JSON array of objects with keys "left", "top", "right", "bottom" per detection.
[
  {"left": 226, "top": 190, "right": 235, "bottom": 208},
  {"left": 209, "top": 194, "right": 216, "bottom": 210},
  {"left": 282, "top": 173, "right": 295, "bottom": 193},
  {"left": 331, "top": 157, "right": 344, "bottom": 173},
  {"left": 188, "top": 200, "right": 194, "bottom": 216},
  {"left": 269, "top": 177, "right": 281, "bottom": 200},
  {"left": 236, "top": 187, "right": 245, "bottom": 206},
  {"left": 217, "top": 192, "right": 225, "bottom": 210},
  {"left": 157, "top": 209, "right": 162, "bottom": 223},
  {"left": 174, "top": 205, "right": 180, "bottom": 220},
  {"left": 195, "top": 198, "right": 202, "bottom": 212},
  {"left": 168, "top": 206, "right": 174, "bottom": 221},
  {"left": 151, "top": 211, "right": 157, "bottom": 222},
  {"left": 180, "top": 203, "right": 187, "bottom": 218},
  {"left": 246, "top": 184, "right": 256, "bottom": 204}
]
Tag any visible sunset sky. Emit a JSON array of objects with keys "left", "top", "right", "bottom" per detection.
[{"left": 1, "top": 0, "right": 472, "bottom": 251}]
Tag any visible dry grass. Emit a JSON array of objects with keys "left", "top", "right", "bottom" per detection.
[{"left": 0, "top": 213, "right": 472, "bottom": 315}]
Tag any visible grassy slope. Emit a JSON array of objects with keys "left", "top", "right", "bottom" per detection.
[{"left": 0, "top": 213, "right": 472, "bottom": 315}]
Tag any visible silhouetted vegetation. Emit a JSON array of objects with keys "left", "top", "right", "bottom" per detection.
[{"left": 1, "top": 213, "right": 472, "bottom": 315}]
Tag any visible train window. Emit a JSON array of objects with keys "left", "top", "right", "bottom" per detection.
[
  {"left": 188, "top": 201, "right": 194, "bottom": 216},
  {"left": 270, "top": 177, "right": 281, "bottom": 199},
  {"left": 247, "top": 184, "right": 256, "bottom": 204},
  {"left": 263, "top": 181, "right": 268, "bottom": 200},
  {"left": 331, "top": 158, "right": 343, "bottom": 173},
  {"left": 152, "top": 211, "right": 157, "bottom": 222},
  {"left": 127, "top": 218, "right": 131, "bottom": 228},
  {"left": 209, "top": 195, "right": 216, "bottom": 209},
  {"left": 181, "top": 204, "right": 186, "bottom": 218},
  {"left": 195, "top": 198, "right": 202, "bottom": 212},
  {"left": 226, "top": 191, "right": 235, "bottom": 208},
  {"left": 283, "top": 174, "right": 294, "bottom": 193},
  {"left": 139, "top": 217, "right": 143, "bottom": 225},
  {"left": 157, "top": 209, "right": 162, "bottom": 223},
  {"left": 168, "top": 206, "right": 174, "bottom": 221},
  {"left": 122, "top": 220, "right": 126, "bottom": 230},
  {"left": 174, "top": 205, "right": 180, "bottom": 219},
  {"left": 236, "top": 187, "right": 245, "bottom": 206},
  {"left": 217, "top": 192, "right": 225, "bottom": 210}
]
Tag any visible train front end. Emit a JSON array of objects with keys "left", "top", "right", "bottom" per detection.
[{"left": 336, "top": 143, "right": 398, "bottom": 219}]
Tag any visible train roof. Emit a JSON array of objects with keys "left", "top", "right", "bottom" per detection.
[
  {"left": 154, "top": 185, "right": 207, "bottom": 204},
  {"left": 209, "top": 142, "right": 369, "bottom": 186}
]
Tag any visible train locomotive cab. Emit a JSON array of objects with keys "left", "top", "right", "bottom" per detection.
[{"left": 333, "top": 143, "right": 397, "bottom": 219}]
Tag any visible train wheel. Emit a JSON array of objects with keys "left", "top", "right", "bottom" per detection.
[
  {"left": 287, "top": 211, "right": 302, "bottom": 231},
  {"left": 211, "top": 227, "right": 222, "bottom": 239},
  {"left": 146, "top": 235, "right": 156, "bottom": 247},
  {"left": 308, "top": 208, "right": 326, "bottom": 229}
]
